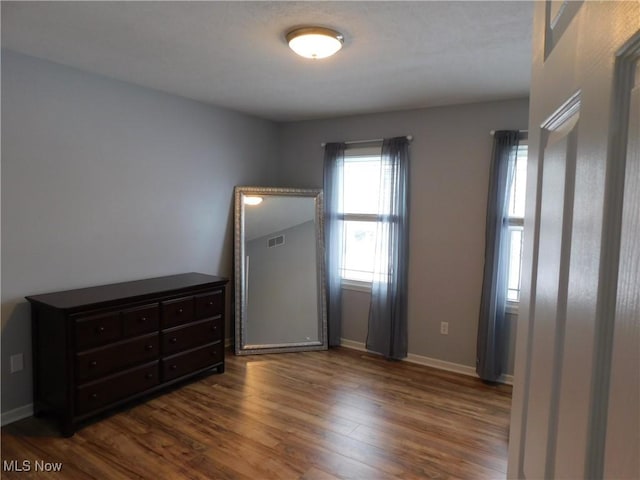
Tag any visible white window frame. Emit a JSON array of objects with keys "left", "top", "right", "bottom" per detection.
[{"left": 506, "top": 142, "right": 528, "bottom": 313}]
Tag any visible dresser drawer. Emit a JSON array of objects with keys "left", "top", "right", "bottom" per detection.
[
  {"left": 76, "top": 333, "right": 159, "bottom": 382},
  {"left": 76, "top": 361, "right": 159, "bottom": 415},
  {"left": 123, "top": 304, "right": 159, "bottom": 337},
  {"left": 161, "top": 297, "right": 194, "bottom": 328},
  {"left": 75, "top": 312, "right": 121, "bottom": 350},
  {"left": 195, "top": 290, "right": 224, "bottom": 320},
  {"left": 162, "top": 319, "right": 221, "bottom": 355},
  {"left": 162, "top": 342, "right": 223, "bottom": 382}
]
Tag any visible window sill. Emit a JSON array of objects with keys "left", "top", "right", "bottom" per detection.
[
  {"left": 341, "top": 279, "right": 372, "bottom": 293},
  {"left": 506, "top": 302, "right": 519, "bottom": 315}
]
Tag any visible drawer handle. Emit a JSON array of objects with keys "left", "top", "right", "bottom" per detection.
[
  {"left": 145, "top": 373, "right": 154, "bottom": 380},
  {"left": 90, "top": 393, "right": 98, "bottom": 400},
  {"left": 212, "top": 325, "right": 218, "bottom": 331},
  {"left": 145, "top": 344, "right": 154, "bottom": 351},
  {"left": 177, "top": 308, "right": 183, "bottom": 314},
  {"left": 139, "top": 316, "right": 147, "bottom": 323},
  {"left": 170, "top": 364, "right": 178, "bottom": 370},
  {"left": 208, "top": 301, "right": 214, "bottom": 306},
  {"left": 97, "top": 326, "right": 105, "bottom": 334},
  {"left": 90, "top": 360, "right": 98, "bottom": 367},
  {"left": 170, "top": 337, "right": 178, "bottom": 344}
]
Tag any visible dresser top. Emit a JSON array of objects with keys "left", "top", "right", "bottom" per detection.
[{"left": 26, "top": 272, "right": 228, "bottom": 311}]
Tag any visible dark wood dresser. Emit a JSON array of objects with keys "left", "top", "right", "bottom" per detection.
[{"left": 26, "top": 272, "right": 228, "bottom": 436}]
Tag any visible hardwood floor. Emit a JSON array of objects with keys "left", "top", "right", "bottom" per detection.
[{"left": 1, "top": 348, "right": 512, "bottom": 479}]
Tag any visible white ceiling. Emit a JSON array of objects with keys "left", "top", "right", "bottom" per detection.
[{"left": 1, "top": 1, "right": 533, "bottom": 122}]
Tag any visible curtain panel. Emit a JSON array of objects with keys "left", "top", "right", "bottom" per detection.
[
  {"left": 323, "top": 143, "right": 346, "bottom": 347},
  {"left": 476, "top": 130, "right": 520, "bottom": 381},
  {"left": 366, "top": 137, "right": 410, "bottom": 360}
]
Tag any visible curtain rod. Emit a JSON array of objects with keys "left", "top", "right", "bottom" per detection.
[
  {"left": 320, "top": 135, "right": 413, "bottom": 148},
  {"left": 489, "top": 129, "right": 528, "bottom": 135}
]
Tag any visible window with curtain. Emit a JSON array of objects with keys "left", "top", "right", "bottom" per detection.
[
  {"left": 477, "top": 130, "right": 525, "bottom": 382},
  {"left": 324, "top": 137, "right": 410, "bottom": 359}
]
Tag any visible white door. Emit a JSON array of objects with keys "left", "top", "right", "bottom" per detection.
[{"left": 508, "top": 2, "right": 640, "bottom": 479}]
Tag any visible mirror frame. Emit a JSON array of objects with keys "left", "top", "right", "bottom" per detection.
[{"left": 234, "top": 186, "right": 328, "bottom": 355}]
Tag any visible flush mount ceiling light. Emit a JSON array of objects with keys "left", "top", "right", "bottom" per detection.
[
  {"left": 243, "top": 196, "right": 263, "bottom": 206},
  {"left": 286, "top": 27, "right": 344, "bottom": 59}
]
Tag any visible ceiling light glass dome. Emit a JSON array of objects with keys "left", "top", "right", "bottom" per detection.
[{"left": 286, "top": 27, "right": 344, "bottom": 59}]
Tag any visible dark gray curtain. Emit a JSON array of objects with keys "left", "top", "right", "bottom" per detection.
[
  {"left": 476, "top": 130, "right": 519, "bottom": 381},
  {"left": 323, "top": 143, "right": 346, "bottom": 347},
  {"left": 366, "top": 137, "right": 410, "bottom": 359}
]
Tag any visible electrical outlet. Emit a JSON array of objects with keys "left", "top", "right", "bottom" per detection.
[
  {"left": 440, "top": 322, "right": 449, "bottom": 335},
  {"left": 10, "top": 353, "right": 24, "bottom": 373}
]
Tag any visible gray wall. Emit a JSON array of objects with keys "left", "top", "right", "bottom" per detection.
[
  {"left": 2, "top": 50, "right": 528, "bottom": 417},
  {"left": 245, "top": 221, "right": 319, "bottom": 345},
  {"left": 1, "top": 51, "right": 279, "bottom": 413},
  {"left": 278, "top": 98, "right": 529, "bottom": 374}
]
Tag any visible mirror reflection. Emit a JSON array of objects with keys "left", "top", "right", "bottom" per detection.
[{"left": 234, "top": 187, "right": 327, "bottom": 354}]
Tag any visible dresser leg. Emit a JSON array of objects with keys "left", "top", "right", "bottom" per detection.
[{"left": 216, "top": 364, "right": 225, "bottom": 374}]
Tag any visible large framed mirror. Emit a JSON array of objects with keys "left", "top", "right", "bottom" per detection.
[{"left": 234, "top": 186, "right": 327, "bottom": 355}]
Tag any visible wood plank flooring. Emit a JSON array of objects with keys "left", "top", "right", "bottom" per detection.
[{"left": 1, "top": 347, "right": 512, "bottom": 479}]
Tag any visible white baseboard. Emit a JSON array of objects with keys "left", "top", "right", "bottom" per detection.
[
  {"left": 340, "top": 338, "right": 513, "bottom": 386},
  {"left": 406, "top": 351, "right": 477, "bottom": 376},
  {"left": 339, "top": 338, "right": 368, "bottom": 352},
  {"left": 1, "top": 403, "right": 33, "bottom": 427}
]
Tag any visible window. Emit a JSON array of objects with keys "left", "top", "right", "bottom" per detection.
[
  {"left": 506, "top": 144, "right": 528, "bottom": 302},
  {"left": 340, "top": 146, "right": 387, "bottom": 284}
]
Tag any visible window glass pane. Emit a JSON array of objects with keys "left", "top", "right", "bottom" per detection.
[
  {"left": 341, "top": 148, "right": 389, "bottom": 283},
  {"left": 507, "top": 227, "right": 524, "bottom": 302},
  {"left": 508, "top": 145, "right": 528, "bottom": 218},
  {"left": 342, "top": 220, "right": 376, "bottom": 282},
  {"left": 343, "top": 157, "right": 382, "bottom": 214}
]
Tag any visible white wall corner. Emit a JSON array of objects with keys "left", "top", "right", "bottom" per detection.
[{"left": 1, "top": 404, "right": 34, "bottom": 427}]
